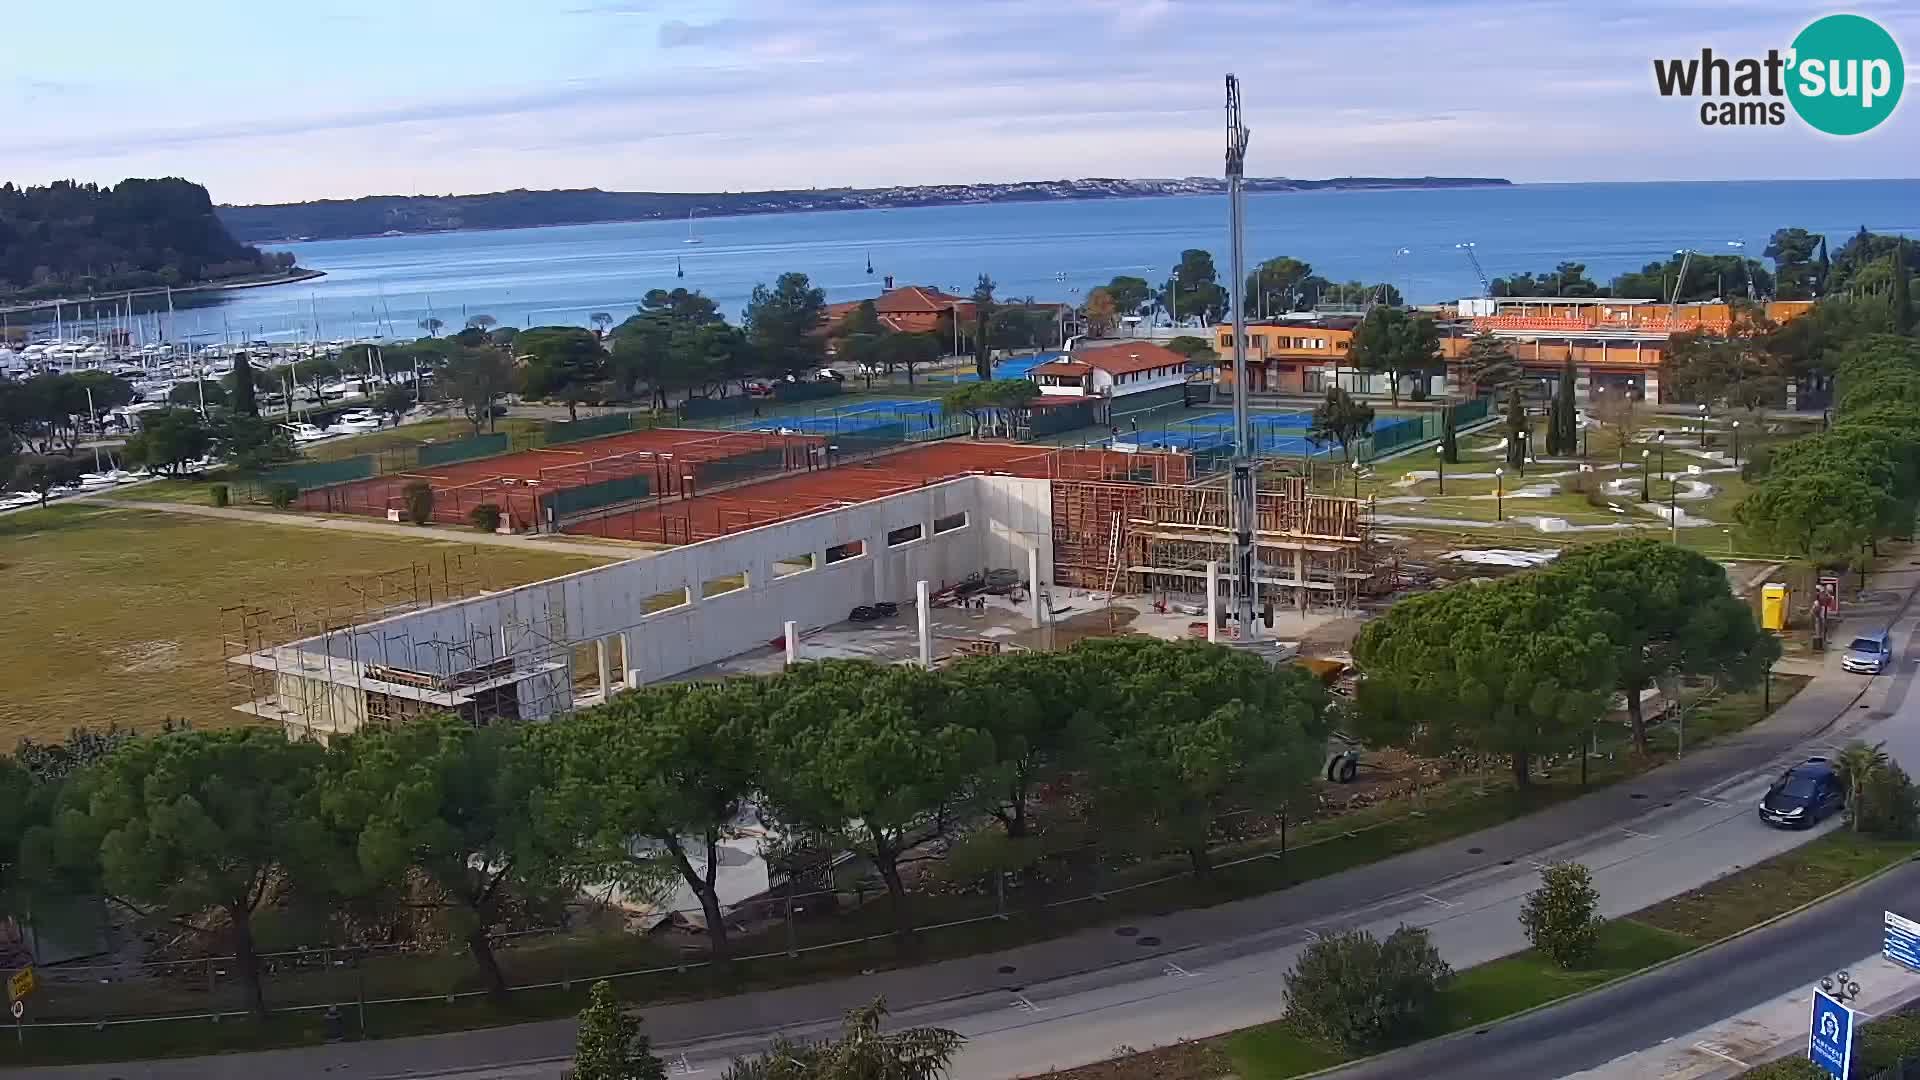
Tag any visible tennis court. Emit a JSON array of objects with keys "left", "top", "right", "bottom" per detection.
[
  {"left": 1120, "top": 409, "right": 1423, "bottom": 457},
  {"left": 295, "top": 428, "right": 823, "bottom": 528},
  {"left": 924, "top": 352, "right": 1062, "bottom": 384}
]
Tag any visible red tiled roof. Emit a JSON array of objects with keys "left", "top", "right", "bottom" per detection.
[
  {"left": 1075, "top": 342, "right": 1189, "bottom": 375},
  {"left": 877, "top": 286, "right": 965, "bottom": 314},
  {"left": 1030, "top": 360, "right": 1092, "bottom": 377}
]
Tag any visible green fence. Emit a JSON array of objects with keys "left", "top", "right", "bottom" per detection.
[
  {"left": 545, "top": 412, "right": 639, "bottom": 445},
  {"left": 541, "top": 473, "right": 651, "bottom": 519},
  {"left": 1353, "top": 397, "right": 1495, "bottom": 462},
  {"left": 418, "top": 433, "right": 510, "bottom": 466},
  {"left": 260, "top": 455, "right": 375, "bottom": 493},
  {"left": 773, "top": 381, "right": 844, "bottom": 403},
  {"left": 677, "top": 396, "right": 756, "bottom": 421},
  {"left": 1452, "top": 394, "right": 1493, "bottom": 427}
]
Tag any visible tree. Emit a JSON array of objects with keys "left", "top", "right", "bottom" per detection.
[
  {"left": 1164, "top": 335, "right": 1220, "bottom": 367},
  {"left": 970, "top": 275, "right": 997, "bottom": 380},
  {"left": 213, "top": 413, "right": 294, "bottom": 472},
  {"left": 443, "top": 345, "right": 515, "bottom": 434},
  {"left": 1834, "top": 741, "right": 1891, "bottom": 834},
  {"left": 1736, "top": 467, "right": 1883, "bottom": 560},
  {"left": 568, "top": 980, "right": 666, "bottom": 1080},
  {"left": 536, "top": 681, "right": 763, "bottom": 965},
  {"left": 1856, "top": 760, "right": 1918, "bottom": 838},
  {"left": 1104, "top": 275, "right": 1152, "bottom": 316},
  {"left": 940, "top": 379, "right": 1036, "bottom": 438},
  {"left": 518, "top": 326, "right": 608, "bottom": 420},
  {"left": 1895, "top": 239, "right": 1914, "bottom": 336},
  {"left": 1461, "top": 333, "right": 1521, "bottom": 397},
  {"left": 721, "top": 999, "right": 962, "bottom": 1080},
  {"left": 466, "top": 314, "right": 499, "bottom": 334},
  {"left": 377, "top": 383, "right": 413, "bottom": 423},
  {"left": 1548, "top": 540, "right": 1778, "bottom": 755},
  {"left": 1282, "top": 926, "right": 1451, "bottom": 1052},
  {"left": 1552, "top": 352, "right": 1578, "bottom": 455},
  {"left": 1244, "top": 256, "right": 1325, "bottom": 316},
  {"left": 230, "top": 352, "right": 260, "bottom": 417},
  {"left": 742, "top": 272, "right": 826, "bottom": 377},
  {"left": 1440, "top": 406, "right": 1459, "bottom": 464},
  {"left": 1082, "top": 288, "right": 1119, "bottom": 336},
  {"left": 1520, "top": 862, "right": 1603, "bottom": 968},
  {"left": 760, "top": 661, "right": 991, "bottom": 944},
  {"left": 1164, "top": 249, "right": 1228, "bottom": 324},
  {"left": 1347, "top": 306, "right": 1440, "bottom": 406},
  {"left": 1765, "top": 227, "right": 1825, "bottom": 300},
  {"left": 123, "top": 408, "right": 212, "bottom": 476},
  {"left": 988, "top": 301, "right": 1055, "bottom": 352},
  {"left": 9, "top": 455, "right": 85, "bottom": 506},
  {"left": 418, "top": 316, "right": 445, "bottom": 337},
  {"left": 1077, "top": 638, "right": 1328, "bottom": 876},
  {"left": 1503, "top": 387, "right": 1527, "bottom": 468},
  {"left": 1663, "top": 303, "right": 1787, "bottom": 411},
  {"left": 169, "top": 379, "right": 228, "bottom": 410},
  {"left": 880, "top": 332, "right": 942, "bottom": 386},
  {"left": 61, "top": 728, "right": 328, "bottom": 1018},
  {"left": 1352, "top": 575, "right": 1617, "bottom": 789},
  {"left": 590, "top": 312, "right": 614, "bottom": 339},
  {"left": 944, "top": 651, "right": 1087, "bottom": 841},
  {"left": 1307, "top": 387, "right": 1374, "bottom": 462},
  {"left": 322, "top": 717, "right": 584, "bottom": 1000}
]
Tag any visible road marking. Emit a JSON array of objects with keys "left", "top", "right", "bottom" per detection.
[
  {"left": 1693, "top": 1041, "right": 1749, "bottom": 1068},
  {"left": 1526, "top": 858, "right": 1550, "bottom": 870},
  {"left": 1301, "top": 928, "right": 1322, "bottom": 942},
  {"left": 1010, "top": 994, "right": 1044, "bottom": 1013},
  {"left": 1163, "top": 963, "right": 1197, "bottom": 978},
  {"left": 1694, "top": 796, "right": 1730, "bottom": 807},
  {"left": 1420, "top": 893, "right": 1457, "bottom": 908},
  {"left": 1621, "top": 827, "right": 1658, "bottom": 839}
]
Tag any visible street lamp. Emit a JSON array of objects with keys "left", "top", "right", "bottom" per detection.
[
  {"left": 1494, "top": 466, "right": 1505, "bottom": 521},
  {"left": 1732, "top": 420, "right": 1742, "bottom": 467},
  {"left": 1656, "top": 430, "right": 1667, "bottom": 485},
  {"left": 1351, "top": 460, "right": 1362, "bottom": 500},
  {"left": 1579, "top": 462, "right": 1594, "bottom": 496},
  {"left": 1436, "top": 443, "right": 1446, "bottom": 495},
  {"left": 1641, "top": 449, "right": 1651, "bottom": 501},
  {"left": 1518, "top": 428, "right": 1530, "bottom": 477},
  {"left": 1698, "top": 403, "right": 1709, "bottom": 448},
  {"left": 1669, "top": 470, "right": 1678, "bottom": 541}
]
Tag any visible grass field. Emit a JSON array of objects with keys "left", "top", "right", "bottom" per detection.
[{"left": 0, "top": 505, "right": 607, "bottom": 742}]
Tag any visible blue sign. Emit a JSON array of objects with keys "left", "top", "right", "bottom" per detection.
[
  {"left": 1888, "top": 910, "right": 1920, "bottom": 973},
  {"left": 1809, "top": 989, "right": 1854, "bottom": 1079}
]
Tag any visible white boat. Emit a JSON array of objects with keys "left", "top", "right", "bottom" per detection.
[
  {"left": 0, "top": 492, "right": 40, "bottom": 510},
  {"left": 282, "top": 422, "right": 339, "bottom": 445},
  {"left": 683, "top": 209, "right": 701, "bottom": 245},
  {"left": 334, "top": 411, "right": 381, "bottom": 434}
]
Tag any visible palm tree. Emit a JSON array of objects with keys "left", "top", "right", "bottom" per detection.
[{"left": 1834, "top": 740, "right": 1890, "bottom": 832}]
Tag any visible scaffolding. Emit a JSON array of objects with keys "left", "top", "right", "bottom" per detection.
[{"left": 1051, "top": 476, "right": 1378, "bottom": 611}]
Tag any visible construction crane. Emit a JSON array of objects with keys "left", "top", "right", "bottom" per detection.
[
  {"left": 1668, "top": 248, "right": 1697, "bottom": 327},
  {"left": 1224, "top": 74, "right": 1258, "bottom": 637},
  {"left": 1455, "top": 241, "right": 1491, "bottom": 296}
]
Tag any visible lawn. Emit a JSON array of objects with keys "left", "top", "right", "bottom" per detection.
[
  {"left": 0, "top": 505, "right": 606, "bottom": 742},
  {"left": 1635, "top": 829, "right": 1920, "bottom": 942}
]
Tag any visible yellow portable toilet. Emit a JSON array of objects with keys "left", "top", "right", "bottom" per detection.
[{"left": 1761, "top": 583, "right": 1789, "bottom": 631}]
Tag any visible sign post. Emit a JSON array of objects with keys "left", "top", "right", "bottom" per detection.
[
  {"left": 1888, "top": 910, "right": 1920, "bottom": 973},
  {"left": 1808, "top": 988, "right": 1855, "bottom": 1079},
  {"left": 6, "top": 966, "right": 31, "bottom": 1048}
]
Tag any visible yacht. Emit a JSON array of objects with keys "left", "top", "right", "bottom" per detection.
[
  {"left": 334, "top": 410, "right": 381, "bottom": 434},
  {"left": 282, "top": 422, "right": 339, "bottom": 445}
]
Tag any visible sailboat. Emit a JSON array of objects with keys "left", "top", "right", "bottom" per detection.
[
  {"left": 866, "top": 250, "right": 874, "bottom": 275},
  {"left": 676, "top": 257, "right": 684, "bottom": 279},
  {"left": 683, "top": 209, "right": 702, "bottom": 245}
]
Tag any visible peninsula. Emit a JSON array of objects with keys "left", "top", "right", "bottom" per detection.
[{"left": 216, "top": 175, "right": 1512, "bottom": 243}]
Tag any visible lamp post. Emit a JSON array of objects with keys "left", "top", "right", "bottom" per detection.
[
  {"left": 1732, "top": 420, "right": 1741, "bottom": 467},
  {"left": 1656, "top": 430, "right": 1667, "bottom": 485},
  {"left": 1436, "top": 443, "right": 1446, "bottom": 495},
  {"left": 1723, "top": 527, "right": 1733, "bottom": 553},
  {"left": 1351, "top": 460, "right": 1362, "bottom": 499},
  {"left": 1518, "top": 428, "right": 1529, "bottom": 477},
  {"left": 1698, "top": 403, "right": 1708, "bottom": 448},
  {"left": 1669, "top": 470, "right": 1678, "bottom": 541},
  {"left": 1641, "top": 448, "right": 1651, "bottom": 501},
  {"left": 1494, "top": 466, "right": 1505, "bottom": 521},
  {"left": 1579, "top": 462, "right": 1594, "bottom": 496}
]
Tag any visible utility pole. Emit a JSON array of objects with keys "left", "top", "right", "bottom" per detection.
[{"left": 1225, "top": 74, "right": 1258, "bottom": 637}]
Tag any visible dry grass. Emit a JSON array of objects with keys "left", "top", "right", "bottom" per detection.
[{"left": 0, "top": 505, "right": 606, "bottom": 743}]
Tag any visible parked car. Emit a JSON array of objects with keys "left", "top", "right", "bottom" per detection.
[
  {"left": 745, "top": 380, "right": 775, "bottom": 398},
  {"left": 1758, "top": 758, "right": 1845, "bottom": 829},
  {"left": 1842, "top": 630, "right": 1894, "bottom": 675},
  {"left": 816, "top": 368, "right": 845, "bottom": 383}
]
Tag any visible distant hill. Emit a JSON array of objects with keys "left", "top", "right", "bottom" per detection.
[
  {"left": 0, "top": 178, "right": 299, "bottom": 304},
  {"left": 216, "top": 176, "right": 1512, "bottom": 243}
]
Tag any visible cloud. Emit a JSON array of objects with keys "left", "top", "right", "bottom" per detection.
[{"left": 658, "top": 18, "right": 743, "bottom": 47}]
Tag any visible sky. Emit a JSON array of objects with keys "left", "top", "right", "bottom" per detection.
[{"left": 4, "top": 0, "right": 1917, "bottom": 205}]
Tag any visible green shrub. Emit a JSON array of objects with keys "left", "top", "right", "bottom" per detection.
[
  {"left": 1282, "top": 925, "right": 1451, "bottom": 1052},
  {"left": 1520, "top": 862, "right": 1603, "bottom": 968},
  {"left": 1737, "top": 1056, "right": 1824, "bottom": 1079},
  {"left": 268, "top": 482, "right": 298, "bottom": 509},
  {"left": 209, "top": 483, "right": 230, "bottom": 507},
  {"left": 468, "top": 502, "right": 503, "bottom": 533},
  {"left": 1857, "top": 761, "right": 1919, "bottom": 838},
  {"left": 402, "top": 480, "right": 435, "bottom": 526}
]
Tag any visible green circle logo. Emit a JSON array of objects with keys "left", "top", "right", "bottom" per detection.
[{"left": 1787, "top": 14, "right": 1905, "bottom": 135}]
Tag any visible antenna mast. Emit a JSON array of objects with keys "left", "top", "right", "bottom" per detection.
[{"left": 1225, "top": 74, "right": 1258, "bottom": 638}]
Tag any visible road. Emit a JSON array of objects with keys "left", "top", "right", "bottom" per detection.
[{"left": 18, "top": 573, "right": 1920, "bottom": 1080}]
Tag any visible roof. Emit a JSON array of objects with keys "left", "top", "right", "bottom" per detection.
[
  {"left": 1030, "top": 360, "right": 1092, "bottom": 377},
  {"left": 875, "top": 285, "right": 966, "bottom": 313},
  {"left": 1073, "top": 342, "right": 1190, "bottom": 375},
  {"left": 822, "top": 286, "right": 973, "bottom": 337}
]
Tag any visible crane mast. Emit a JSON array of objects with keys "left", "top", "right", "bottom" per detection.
[{"left": 1225, "top": 74, "right": 1258, "bottom": 637}]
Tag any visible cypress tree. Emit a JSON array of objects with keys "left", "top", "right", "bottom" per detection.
[
  {"left": 568, "top": 981, "right": 665, "bottom": 1080},
  {"left": 1558, "top": 352, "right": 1579, "bottom": 454},
  {"left": 1894, "top": 239, "right": 1914, "bottom": 337},
  {"left": 230, "top": 352, "right": 259, "bottom": 417},
  {"left": 1441, "top": 406, "right": 1459, "bottom": 464},
  {"left": 1505, "top": 388, "right": 1527, "bottom": 468}
]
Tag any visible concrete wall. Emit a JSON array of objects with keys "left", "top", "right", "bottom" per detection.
[{"left": 295, "top": 474, "right": 1055, "bottom": 719}]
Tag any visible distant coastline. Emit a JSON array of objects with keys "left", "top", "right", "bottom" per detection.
[
  {"left": 217, "top": 176, "right": 1513, "bottom": 243},
  {"left": 0, "top": 268, "right": 327, "bottom": 316}
]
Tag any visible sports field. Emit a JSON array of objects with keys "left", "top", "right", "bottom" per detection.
[{"left": 1119, "top": 409, "right": 1425, "bottom": 456}]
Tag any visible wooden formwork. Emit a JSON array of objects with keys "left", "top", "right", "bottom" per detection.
[{"left": 1051, "top": 476, "right": 1377, "bottom": 609}]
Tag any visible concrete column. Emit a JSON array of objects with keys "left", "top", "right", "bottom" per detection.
[
  {"left": 594, "top": 637, "right": 611, "bottom": 704},
  {"left": 1205, "top": 560, "right": 1220, "bottom": 644},
  {"left": 1294, "top": 548, "right": 1307, "bottom": 611},
  {"left": 916, "top": 579, "right": 932, "bottom": 670},
  {"left": 784, "top": 620, "right": 800, "bottom": 667},
  {"left": 620, "top": 631, "right": 639, "bottom": 689},
  {"left": 1027, "top": 547, "right": 1043, "bottom": 628}
]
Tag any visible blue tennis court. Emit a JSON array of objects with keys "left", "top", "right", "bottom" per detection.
[
  {"left": 835, "top": 398, "right": 943, "bottom": 416},
  {"left": 1121, "top": 409, "right": 1424, "bottom": 458},
  {"left": 927, "top": 352, "right": 1062, "bottom": 384}
]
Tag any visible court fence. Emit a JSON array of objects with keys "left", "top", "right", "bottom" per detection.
[
  {"left": 545, "top": 411, "right": 641, "bottom": 445},
  {"left": 257, "top": 456, "right": 375, "bottom": 494},
  {"left": 417, "top": 432, "right": 510, "bottom": 467}
]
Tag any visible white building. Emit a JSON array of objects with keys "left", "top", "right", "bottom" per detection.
[{"left": 1027, "top": 342, "right": 1192, "bottom": 401}]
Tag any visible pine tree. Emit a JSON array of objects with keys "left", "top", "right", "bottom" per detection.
[
  {"left": 1545, "top": 394, "right": 1564, "bottom": 457},
  {"left": 230, "top": 352, "right": 259, "bottom": 417},
  {"left": 569, "top": 981, "right": 666, "bottom": 1080},
  {"left": 1894, "top": 239, "right": 1914, "bottom": 337},
  {"left": 1441, "top": 406, "right": 1459, "bottom": 464},
  {"left": 1558, "top": 352, "right": 1579, "bottom": 454}
]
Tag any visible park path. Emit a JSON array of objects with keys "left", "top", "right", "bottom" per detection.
[{"left": 83, "top": 497, "right": 642, "bottom": 560}]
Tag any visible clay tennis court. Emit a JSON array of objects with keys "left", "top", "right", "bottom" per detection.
[
  {"left": 564, "top": 442, "right": 1194, "bottom": 544},
  {"left": 297, "top": 428, "right": 822, "bottom": 528}
]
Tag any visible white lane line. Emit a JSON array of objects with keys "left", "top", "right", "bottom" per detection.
[
  {"left": 1010, "top": 994, "right": 1045, "bottom": 1013},
  {"left": 1693, "top": 1041, "right": 1750, "bottom": 1068},
  {"left": 673, "top": 1053, "right": 705, "bottom": 1075},
  {"left": 1421, "top": 893, "right": 1458, "bottom": 908},
  {"left": 1302, "top": 927, "right": 1322, "bottom": 942},
  {"left": 1694, "top": 796, "right": 1730, "bottom": 807},
  {"left": 1621, "top": 827, "right": 1658, "bottom": 839},
  {"left": 1163, "top": 963, "right": 1197, "bottom": 978}
]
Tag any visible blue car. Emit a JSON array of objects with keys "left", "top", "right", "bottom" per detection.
[{"left": 1758, "top": 758, "right": 1845, "bottom": 829}]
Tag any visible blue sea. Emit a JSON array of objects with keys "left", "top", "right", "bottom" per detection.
[{"left": 109, "top": 180, "right": 1920, "bottom": 343}]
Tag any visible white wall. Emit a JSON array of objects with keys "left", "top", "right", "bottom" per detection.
[
  {"left": 1092, "top": 366, "right": 1189, "bottom": 399},
  {"left": 294, "top": 475, "right": 1055, "bottom": 718}
]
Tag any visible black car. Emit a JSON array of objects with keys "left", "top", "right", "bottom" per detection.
[{"left": 1758, "top": 758, "right": 1845, "bottom": 829}]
